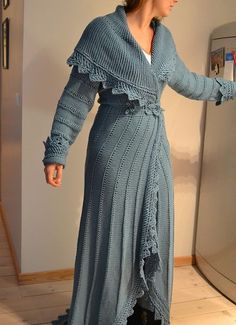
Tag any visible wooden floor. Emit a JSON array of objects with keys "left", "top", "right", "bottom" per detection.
[{"left": 1, "top": 222, "right": 236, "bottom": 324}]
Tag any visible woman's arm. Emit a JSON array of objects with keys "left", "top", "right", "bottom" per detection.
[
  {"left": 42, "top": 66, "right": 100, "bottom": 169},
  {"left": 167, "top": 51, "right": 236, "bottom": 106}
]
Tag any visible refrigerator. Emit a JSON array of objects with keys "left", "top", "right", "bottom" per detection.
[{"left": 195, "top": 21, "right": 236, "bottom": 303}]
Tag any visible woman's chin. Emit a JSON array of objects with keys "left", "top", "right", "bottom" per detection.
[{"left": 161, "top": 12, "right": 169, "bottom": 18}]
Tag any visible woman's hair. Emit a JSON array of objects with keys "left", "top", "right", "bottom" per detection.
[{"left": 122, "top": 0, "right": 163, "bottom": 21}]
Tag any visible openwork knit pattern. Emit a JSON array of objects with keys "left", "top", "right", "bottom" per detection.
[
  {"left": 43, "top": 4, "right": 236, "bottom": 325},
  {"left": 43, "top": 134, "right": 70, "bottom": 167},
  {"left": 215, "top": 77, "right": 236, "bottom": 105}
]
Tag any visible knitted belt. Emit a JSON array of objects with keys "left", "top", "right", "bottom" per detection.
[{"left": 123, "top": 101, "right": 165, "bottom": 117}]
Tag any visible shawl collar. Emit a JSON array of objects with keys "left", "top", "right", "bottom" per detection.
[{"left": 66, "top": 4, "right": 177, "bottom": 103}]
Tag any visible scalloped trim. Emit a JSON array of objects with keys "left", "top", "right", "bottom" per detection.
[
  {"left": 139, "top": 113, "right": 164, "bottom": 279},
  {"left": 66, "top": 50, "right": 157, "bottom": 107},
  {"left": 113, "top": 278, "right": 168, "bottom": 325},
  {"left": 42, "top": 134, "right": 70, "bottom": 168},
  {"left": 43, "top": 134, "right": 70, "bottom": 155},
  {"left": 49, "top": 281, "right": 169, "bottom": 325},
  {"left": 114, "top": 263, "right": 169, "bottom": 325},
  {"left": 215, "top": 77, "right": 234, "bottom": 106}
]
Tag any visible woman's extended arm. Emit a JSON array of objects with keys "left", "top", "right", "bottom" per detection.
[
  {"left": 42, "top": 66, "right": 100, "bottom": 169},
  {"left": 167, "top": 51, "right": 236, "bottom": 106}
]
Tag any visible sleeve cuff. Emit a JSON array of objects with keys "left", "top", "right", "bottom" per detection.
[
  {"left": 42, "top": 134, "right": 70, "bottom": 169},
  {"left": 215, "top": 77, "right": 236, "bottom": 106}
]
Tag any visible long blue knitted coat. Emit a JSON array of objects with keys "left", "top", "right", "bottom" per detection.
[{"left": 42, "top": 5, "right": 236, "bottom": 325}]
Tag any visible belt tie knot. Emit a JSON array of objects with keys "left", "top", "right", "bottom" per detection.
[
  {"left": 144, "top": 102, "right": 165, "bottom": 117},
  {"left": 123, "top": 101, "right": 165, "bottom": 117}
]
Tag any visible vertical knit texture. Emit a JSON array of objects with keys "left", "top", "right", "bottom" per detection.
[{"left": 43, "top": 4, "right": 236, "bottom": 325}]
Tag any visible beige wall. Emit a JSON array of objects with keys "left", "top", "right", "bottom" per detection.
[
  {"left": 163, "top": 1, "right": 236, "bottom": 259},
  {"left": 22, "top": 0, "right": 110, "bottom": 273},
  {"left": 1, "top": 0, "right": 24, "bottom": 268},
  {"left": 1, "top": 0, "right": 236, "bottom": 273}
]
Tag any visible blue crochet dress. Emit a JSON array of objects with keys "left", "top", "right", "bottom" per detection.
[{"left": 42, "top": 5, "right": 236, "bottom": 325}]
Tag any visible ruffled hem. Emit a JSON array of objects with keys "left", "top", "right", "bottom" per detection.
[
  {"left": 215, "top": 77, "right": 235, "bottom": 106},
  {"left": 50, "top": 287, "right": 169, "bottom": 325},
  {"left": 66, "top": 50, "right": 156, "bottom": 107},
  {"left": 53, "top": 261, "right": 169, "bottom": 325},
  {"left": 113, "top": 279, "right": 169, "bottom": 325},
  {"left": 138, "top": 107, "right": 164, "bottom": 283},
  {"left": 113, "top": 262, "right": 170, "bottom": 325}
]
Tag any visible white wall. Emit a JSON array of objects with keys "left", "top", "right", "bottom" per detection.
[{"left": 2, "top": 0, "right": 235, "bottom": 273}]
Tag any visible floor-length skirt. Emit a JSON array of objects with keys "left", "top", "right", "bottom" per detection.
[{"left": 51, "top": 91, "right": 175, "bottom": 325}]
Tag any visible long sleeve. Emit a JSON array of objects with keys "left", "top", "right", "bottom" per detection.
[
  {"left": 42, "top": 66, "right": 100, "bottom": 169},
  {"left": 167, "top": 50, "right": 236, "bottom": 106}
]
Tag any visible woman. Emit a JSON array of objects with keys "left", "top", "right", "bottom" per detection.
[{"left": 43, "top": 1, "right": 236, "bottom": 324}]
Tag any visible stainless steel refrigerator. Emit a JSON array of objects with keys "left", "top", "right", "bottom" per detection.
[{"left": 195, "top": 21, "right": 236, "bottom": 303}]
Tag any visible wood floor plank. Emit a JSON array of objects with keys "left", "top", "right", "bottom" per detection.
[
  {"left": 0, "top": 275, "right": 18, "bottom": 288},
  {"left": 0, "top": 265, "right": 16, "bottom": 276},
  {"left": 0, "top": 255, "right": 13, "bottom": 264},
  {"left": 172, "top": 283, "right": 222, "bottom": 303},
  {"left": 0, "top": 291, "right": 72, "bottom": 314},
  {"left": 0, "top": 312, "right": 28, "bottom": 324},
  {"left": 173, "top": 265, "right": 210, "bottom": 289},
  {"left": 18, "top": 280, "right": 73, "bottom": 297},
  {"left": 171, "top": 295, "right": 235, "bottom": 319},
  {"left": 171, "top": 307, "right": 236, "bottom": 325}
]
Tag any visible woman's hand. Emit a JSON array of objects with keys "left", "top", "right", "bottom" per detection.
[{"left": 44, "top": 164, "right": 64, "bottom": 187}]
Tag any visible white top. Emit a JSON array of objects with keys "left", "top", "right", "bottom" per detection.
[{"left": 142, "top": 49, "right": 151, "bottom": 64}]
